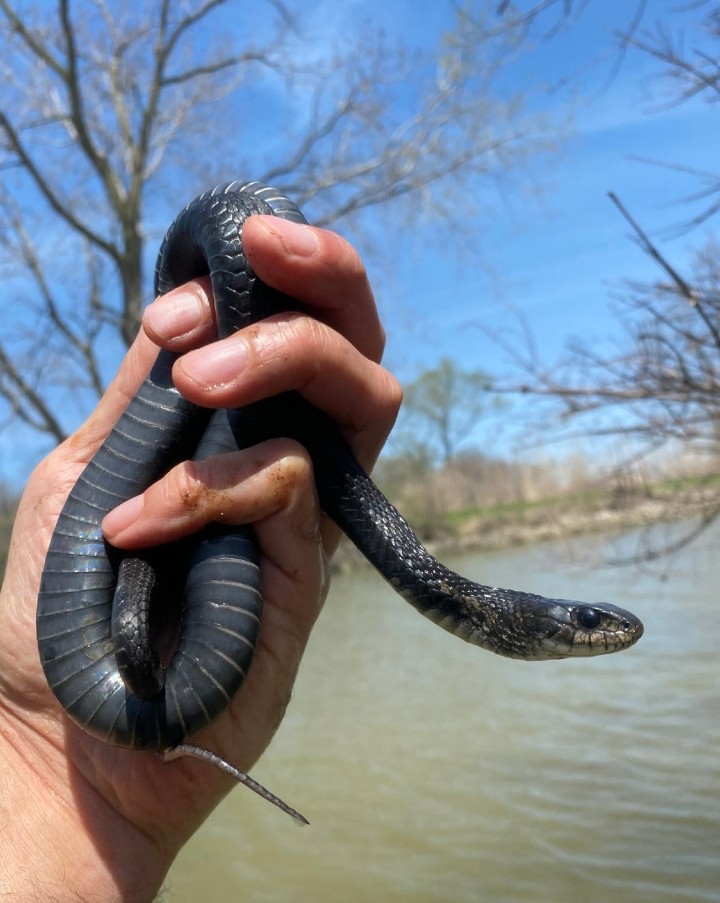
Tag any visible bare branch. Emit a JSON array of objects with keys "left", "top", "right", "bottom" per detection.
[
  {"left": 161, "top": 50, "right": 276, "bottom": 87},
  {"left": 608, "top": 192, "right": 696, "bottom": 302},
  {"left": 9, "top": 221, "right": 104, "bottom": 396},
  {"left": 0, "top": 342, "right": 66, "bottom": 442},
  {"left": 59, "top": 0, "right": 117, "bottom": 200},
  {"left": 0, "top": 0, "right": 65, "bottom": 75},
  {"left": 487, "top": 219, "right": 720, "bottom": 510},
  {"left": 0, "top": 110, "right": 119, "bottom": 260},
  {"left": 605, "top": 501, "right": 720, "bottom": 568}
]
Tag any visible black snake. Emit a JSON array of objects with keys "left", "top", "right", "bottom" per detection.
[{"left": 36, "top": 182, "right": 644, "bottom": 821}]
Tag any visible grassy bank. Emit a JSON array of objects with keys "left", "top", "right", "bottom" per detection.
[{"left": 332, "top": 472, "right": 720, "bottom": 571}]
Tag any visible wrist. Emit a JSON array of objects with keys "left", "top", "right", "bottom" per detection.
[{"left": 0, "top": 707, "right": 169, "bottom": 902}]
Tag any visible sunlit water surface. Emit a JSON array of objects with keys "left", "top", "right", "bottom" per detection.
[{"left": 166, "top": 521, "right": 720, "bottom": 902}]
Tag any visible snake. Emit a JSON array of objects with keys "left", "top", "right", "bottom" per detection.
[{"left": 36, "top": 181, "right": 644, "bottom": 819}]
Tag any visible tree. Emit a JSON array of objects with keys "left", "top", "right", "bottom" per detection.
[
  {"left": 500, "top": 205, "right": 720, "bottom": 456},
  {"left": 398, "top": 358, "right": 495, "bottom": 464},
  {"left": 0, "top": 0, "right": 575, "bottom": 454},
  {"left": 490, "top": 2, "right": 720, "bottom": 557},
  {"left": 622, "top": 2, "right": 720, "bottom": 232}
]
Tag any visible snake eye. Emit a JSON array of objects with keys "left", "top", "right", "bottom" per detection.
[{"left": 577, "top": 607, "right": 601, "bottom": 629}]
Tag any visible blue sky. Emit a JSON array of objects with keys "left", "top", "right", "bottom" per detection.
[{"left": 1, "top": 0, "right": 717, "bottom": 481}]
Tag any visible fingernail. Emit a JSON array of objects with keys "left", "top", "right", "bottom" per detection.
[
  {"left": 181, "top": 337, "right": 249, "bottom": 387},
  {"left": 144, "top": 290, "right": 204, "bottom": 340},
  {"left": 258, "top": 215, "right": 320, "bottom": 257},
  {"left": 103, "top": 494, "right": 144, "bottom": 537}
]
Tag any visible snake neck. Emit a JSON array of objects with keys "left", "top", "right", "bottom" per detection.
[
  {"left": 231, "top": 395, "right": 468, "bottom": 615},
  {"left": 301, "top": 418, "right": 565, "bottom": 660},
  {"left": 298, "top": 419, "right": 497, "bottom": 644}
]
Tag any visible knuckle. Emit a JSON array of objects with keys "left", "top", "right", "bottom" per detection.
[
  {"left": 164, "top": 459, "right": 210, "bottom": 513},
  {"left": 339, "top": 238, "right": 367, "bottom": 282},
  {"left": 260, "top": 313, "right": 331, "bottom": 382},
  {"left": 263, "top": 442, "right": 315, "bottom": 504},
  {"left": 359, "top": 367, "right": 403, "bottom": 436},
  {"left": 260, "top": 442, "right": 320, "bottom": 543},
  {"left": 372, "top": 323, "right": 387, "bottom": 362},
  {"left": 299, "top": 317, "right": 335, "bottom": 375},
  {"left": 383, "top": 370, "right": 404, "bottom": 419}
]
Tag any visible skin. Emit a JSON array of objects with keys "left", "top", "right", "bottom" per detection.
[{"left": 0, "top": 215, "right": 401, "bottom": 902}]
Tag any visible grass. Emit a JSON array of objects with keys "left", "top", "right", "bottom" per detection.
[
  {"left": 444, "top": 487, "right": 608, "bottom": 528},
  {"left": 439, "top": 471, "right": 720, "bottom": 534}
]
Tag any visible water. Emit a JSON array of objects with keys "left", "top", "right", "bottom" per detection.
[{"left": 165, "top": 521, "right": 720, "bottom": 902}]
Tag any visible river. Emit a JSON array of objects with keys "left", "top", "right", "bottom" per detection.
[{"left": 165, "top": 520, "right": 720, "bottom": 902}]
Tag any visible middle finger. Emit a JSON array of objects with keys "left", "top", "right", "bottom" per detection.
[{"left": 172, "top": 313, "right": 402, "bottom": 471}]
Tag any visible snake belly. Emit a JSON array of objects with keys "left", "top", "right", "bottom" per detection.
[{"left": 36, "top": 181, "right": 644, "bottom": 752}]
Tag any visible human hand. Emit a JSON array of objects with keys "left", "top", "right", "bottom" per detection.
[{"left": 0, "top": 215, "right": 400, "bottom": 901}]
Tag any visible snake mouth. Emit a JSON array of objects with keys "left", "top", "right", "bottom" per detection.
[{"left": 578, "top": 619, "right": 644, "bottom": 657}]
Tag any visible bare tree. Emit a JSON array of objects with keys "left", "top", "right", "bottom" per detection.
[
  {"left": 490, "top": 239, "right": 720, "bottom": 559},
  {"left": 498, "top": 201, "right": 720, "bottom": 457},
  {"left": 0, "top": 0, "right": 584, "bottom": 453},
  {"left": 620, "top": 0, "right": 720, "bottom": 232},
  {"left": 489, "top": 1, "right": 720, "bottom": 557},
  {"left": 395, "top": 358, "right": 496, "bottom": 465}
]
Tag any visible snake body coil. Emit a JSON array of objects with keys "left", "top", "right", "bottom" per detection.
[{"left": 36, "top": 182, "right": 644, "bottom": 753}]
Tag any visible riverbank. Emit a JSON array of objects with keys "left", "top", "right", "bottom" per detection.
[
  {"left": 331, "top": 473, "right": 720, "bottom": 572},
  {"left": 1, "top": 474, "right": 717, "bottom": 580}
]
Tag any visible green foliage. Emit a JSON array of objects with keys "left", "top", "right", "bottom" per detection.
[{"left": 400, "top": 357, "right": 498, "bottom": 464}]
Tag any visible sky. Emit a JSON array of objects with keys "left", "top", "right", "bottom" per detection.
[{"left": 1, "top": 0, "right": 717, "bottom": 482}]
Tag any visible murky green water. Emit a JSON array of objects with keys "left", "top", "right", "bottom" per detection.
[{"left": 165, "top": 521, "right": 720, "bottom": 902}]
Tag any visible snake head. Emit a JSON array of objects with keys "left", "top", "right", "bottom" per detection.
[{"left": 527, "top": 599, "right": 644, "bottom": 659}]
